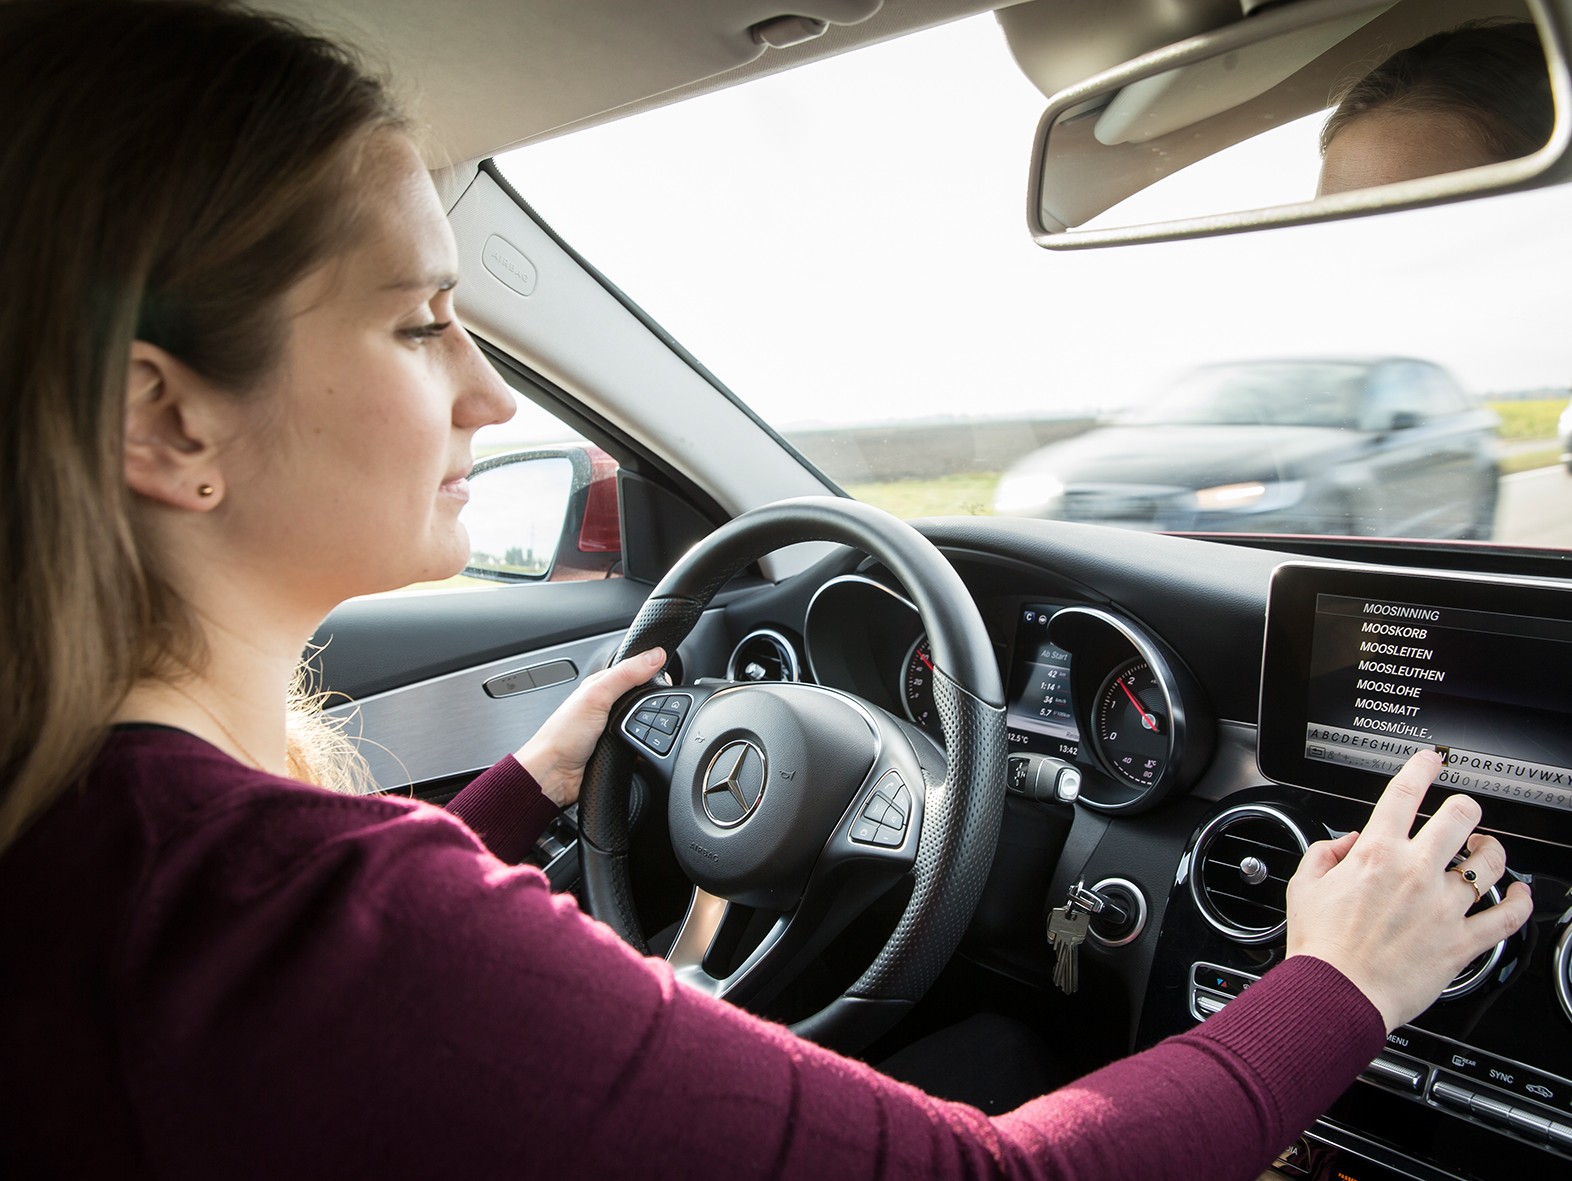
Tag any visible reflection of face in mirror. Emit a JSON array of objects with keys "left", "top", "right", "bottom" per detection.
[{"left": 1318, "top": 21, "right": 1552, "bottom": 197}]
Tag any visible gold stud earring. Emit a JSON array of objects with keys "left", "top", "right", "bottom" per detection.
[{"left": 197, "top": 484, "right": 215, "bottom": 498}]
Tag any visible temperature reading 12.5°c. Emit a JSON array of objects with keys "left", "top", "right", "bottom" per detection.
[{"left": 1093, "top": 659, "right": 1170, "bottom": 787}]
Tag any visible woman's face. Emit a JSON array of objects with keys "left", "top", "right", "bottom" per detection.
[
  {"left": 1318, "top": 108, "right": 1504, "bottom": 196},
  {"left": 218, "top": 134, "right": 515, "bottom": 607}
]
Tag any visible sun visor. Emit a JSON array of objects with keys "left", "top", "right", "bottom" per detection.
[{"left": 1092, "top": 5, "right": 1391, "bottom": 145}]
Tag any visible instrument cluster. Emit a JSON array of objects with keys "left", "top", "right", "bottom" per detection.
[{"left": 802, "top": 576, "right": 1215, "bottom": 813}]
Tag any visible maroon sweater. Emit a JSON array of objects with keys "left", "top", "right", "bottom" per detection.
[{"left": 0, "top": 727, "right": 1384, "bottom": 1178}]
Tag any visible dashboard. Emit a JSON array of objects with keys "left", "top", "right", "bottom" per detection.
[
  {"left": 718, "top": 520, "right": 1572, "bottom": 1181},
  {"left": 326, "top": 515, "right": 1572, "bottom": 1181}
]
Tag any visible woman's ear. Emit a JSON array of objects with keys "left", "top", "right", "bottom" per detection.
[{"left": 123, "top": 341, "right": 228, "bottom": 509}]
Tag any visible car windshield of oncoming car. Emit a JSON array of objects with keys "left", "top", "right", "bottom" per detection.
[
  {"left": 498, "top": 14, "right": 1572, "bottom": 549},
  {"left": 1130, "top": 364, "right": 1366, "bottom": 429}
]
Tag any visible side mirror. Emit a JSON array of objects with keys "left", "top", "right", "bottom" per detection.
[
  {"left": 1018, "top": 0, "right": 1571, "bottom": 247},
  {"left": 463, "top": 446, "right": 622, "bottom": 583},
  {"left": 1388, "top": 410, "right": 1423, "bottom": 432}
]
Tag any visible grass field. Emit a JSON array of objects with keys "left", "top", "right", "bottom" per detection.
[{"left": 1488, "top": 397, "right": 1564, "bottom": 440}]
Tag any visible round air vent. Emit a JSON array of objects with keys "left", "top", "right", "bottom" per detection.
[
  {"left": 1189, "top": 804, "right": 1312, "bottom": 944},
  {"left": 726, "top": 628, "right": 801, "bottom": 683},
  {"left": 1556, "top": 918, "right": 1572, "bottom": 1025},
  {"left": 1441, "top": 872, "right": 1505, "bottom": 1000}
]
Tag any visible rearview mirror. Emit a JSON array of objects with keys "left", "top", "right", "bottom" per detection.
[{"left": 1025, "top": 0, "right": 1571, "bottom": 247}]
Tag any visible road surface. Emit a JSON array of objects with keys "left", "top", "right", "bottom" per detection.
[{"left": 1496, "top": 465, "right": 1572, "bottom": 547}]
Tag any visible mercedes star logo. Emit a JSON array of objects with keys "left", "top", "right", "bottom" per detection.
[{"left": 701, "top": 740, "right": 767, "bottom": 828}]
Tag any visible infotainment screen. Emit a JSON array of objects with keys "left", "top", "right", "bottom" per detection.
[{"left": 1259, "top": 563, "right": 1572, "bottom": 812}]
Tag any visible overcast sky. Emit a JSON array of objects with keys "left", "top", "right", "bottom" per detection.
[{"left": 496, "top": 14, "right": 1570, "bottom": 433}]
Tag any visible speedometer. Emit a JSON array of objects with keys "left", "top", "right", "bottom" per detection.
[{"left": 903, "top": 636, "right": 940, "bottom": 736}]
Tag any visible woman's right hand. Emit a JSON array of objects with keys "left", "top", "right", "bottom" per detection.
[{"left": 1284, "top": 748, "right": 1533, "bottom": 1032}]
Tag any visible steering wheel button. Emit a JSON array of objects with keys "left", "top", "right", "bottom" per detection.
[
  {"left": 893, "top": 785, "right": 912, "bottom": 818},
  {"left": 860, "top": 797, "right": 886, "bottom": 823},
  {"left": 649, "top": 712, "right": 679, "bottom": 734},
  {"left": 663, "top": 696, "right": 691, "bottom": 718},
  {"left": 851, "top": 818, "right": 880, "bottom": 844},
  {"left": 642, "top": 694, "right": 667, "bottom": 712},
  {"left": 873, "top": 823, "right": 903, "bottom": 847},
  {"left": 627, "top": 720, "right": 652, "bottom": 743},
  {"left": 646, "top": 729, "right": 675, "bottom": 755},
  {"left": 633, "top": 709, "right": 660, "bottom": 726}
]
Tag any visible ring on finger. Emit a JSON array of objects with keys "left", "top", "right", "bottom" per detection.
[{"left": 1449, "top": 863, "right": 1483, "bottom": 906}]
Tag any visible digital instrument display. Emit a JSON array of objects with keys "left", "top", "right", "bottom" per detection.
[
  {"left": 1260, "top": 563, "right": 1572, "bottom": 812},
  {"left": 1007, "top": 604, "right": 1081, "bottom": 759}
]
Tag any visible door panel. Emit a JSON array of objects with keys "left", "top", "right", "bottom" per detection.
[{"left": 311, "top": 578, "right": 650, "bottom": 789}]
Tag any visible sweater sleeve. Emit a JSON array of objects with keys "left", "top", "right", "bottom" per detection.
[
  {"left": 442, "top": 753, "right": 559, "bottom": 862},
  {"left": 119, "top": 786, "right": 1383, "bottom": 1181}
]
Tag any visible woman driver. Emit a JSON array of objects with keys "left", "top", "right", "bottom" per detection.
[{"left": 0, "top": 2, "right": 1532, "bottom": 1177}]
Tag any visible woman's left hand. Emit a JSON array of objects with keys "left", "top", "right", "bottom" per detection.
[{"left": 515, "top": 648, "right": 667, "bottom": 807}]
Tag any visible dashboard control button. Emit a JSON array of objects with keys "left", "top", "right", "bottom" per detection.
[
  {"left": 1505, "top": 1105, "right": 1553, "bottom": 1141},
  {"left": 1362, "top": 1055, "right": 1425, "bottom": 1094},
  {"left": 1193, "top": 993, "right": 1225, "bottom": 1016},
  {"left": 1271, "top": 1138, "right": 1312, "bottom": 1178},
  {"left": 1192, "top": 964, "right": 1257, "bottom": 999},
  {"left": 1431, "top": 1078, "right": 1475, "bottom": 1112},
  {"left": 1549, "top": 1120, "right": 1572, "bottom": 1152},
  {"left": 1055, "top": 767, "right": 1082, "bottom": 803},
  {"left": 1469, "top": 1090, "right": 1515, "bottom": 1125}
]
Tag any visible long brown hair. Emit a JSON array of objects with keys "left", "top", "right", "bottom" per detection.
[{"left": 0, "top": 0, "right": 404, "bottom": 847}]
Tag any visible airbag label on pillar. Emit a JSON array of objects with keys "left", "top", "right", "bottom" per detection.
[{"left": 482, "top": 234, "right": 538, "bottom": 296}]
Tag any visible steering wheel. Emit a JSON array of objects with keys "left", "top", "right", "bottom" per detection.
[{"left": 578, "top": 497, "right": 1006, "bottom": 1053}]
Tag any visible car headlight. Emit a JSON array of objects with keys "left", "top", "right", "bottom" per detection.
[
  {"left": 993, "top": 471, "right": 1064, "bottom": 514},
  {"left": 1193, "top": 481, "right": 1268, "bottom": 511}
]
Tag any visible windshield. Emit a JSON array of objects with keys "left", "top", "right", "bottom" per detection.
[
  {"left": 498, "top": 13, "right": 1570, "bottom": 547},
  {"left": 1131, "top": 364, "right": 1366, "bottom": 429}
]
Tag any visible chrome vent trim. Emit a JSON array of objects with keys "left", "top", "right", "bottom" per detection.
[
  {"left": 1440, "top": 870, "right": 1505, "bottom": 1000},
  {"left": 1556, "top": 919, "right": 1572, "bottom": 1024},
  {"left": 1190, "top": 804, "right": 1310, "bottom": 945},
  {"left": 726, "top": 628, "right": 801, "bottom": 683}
]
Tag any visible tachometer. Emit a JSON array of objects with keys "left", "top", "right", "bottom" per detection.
[
  {"left": 1092, "top": 658, "right": 1170, "bottom": 788},
  {"left": 903, "top": 636, "right": 940, "bottom": 736}
]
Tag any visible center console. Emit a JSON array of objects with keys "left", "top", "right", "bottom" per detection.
[{"left": 1141, "top": 562, "right": 1572, "bottom": 1181}]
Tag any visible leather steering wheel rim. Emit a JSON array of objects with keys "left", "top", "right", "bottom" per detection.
[{"left": 578, "top": 496, "right": 1007, "bottom": 1052}]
